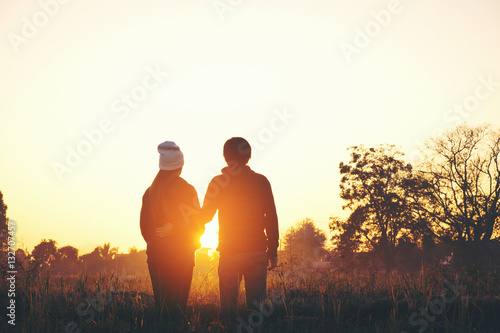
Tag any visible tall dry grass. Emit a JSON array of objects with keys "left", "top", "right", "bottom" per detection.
[{"left": 1, "top": 258, "right": 500, "bottom": 332}]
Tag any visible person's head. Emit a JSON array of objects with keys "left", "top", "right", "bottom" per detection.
[
  {"left": 158, "top": 141, "right": 184, "bottom": 174},
  {"left": 223, "top": 137, "right": 251, "bottom": 166}
]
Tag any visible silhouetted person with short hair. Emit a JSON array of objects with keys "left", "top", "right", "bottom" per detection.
[
  {"left": 140, "top": 141, "right": 204, "bottom": 324},
  {"left": 200, "top": 137, "right": 279, "bottom": 321}
]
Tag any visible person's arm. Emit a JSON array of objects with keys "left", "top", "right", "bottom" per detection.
[
  {"left": 142, "top": 188, "right": 174, "bottom": 240},
  {"left": 139, "top": 189, "right": 152, "bottom": 244},
  {"left": 262, "top": 177, "right": 279, "bottom": 263},
  {"left": 186, "top": 186, "right": 204, "bottom": 239},
  {"left": 198, "top": 178, "right": 219, "bottom": 224}
]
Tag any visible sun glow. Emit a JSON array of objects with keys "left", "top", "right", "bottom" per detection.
[{"left": 200, "top": 221, "right": 219, "bottom": 250}]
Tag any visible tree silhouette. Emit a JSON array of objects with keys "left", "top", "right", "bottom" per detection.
[
  {"left": 97, "top": 242, "right": 118, "bottom": 261},
  {"left": 128, "top": 246, "right": 139, "bottom": 258},
  {"left": 15, "top": 248, "right": 28, "bottom": 271},
  {"left": 53, "top": 245, "right": 80, "bottom": 274},
  {"left": 31, "top": 239, "right": 58, "bottom": 268},
  {"left": 283, "top": 218, "right": 327, "bottom": 267},
  {"left": 121, "top": 246, "right": 148, "bottom": 274},
  {"left": 80, "top": 247, "right": 103, "bottom": 273},
  {"left": 413, "top": 124, "right": 500, "bottom": 243},
  {"left": 333, "top": 144, "right": 423, "bottom": 271},
  {"left": 0, "top": 190, "right": 9, "bottom": 252},
  {"left": 329, "top": 215, "right": 362, "bottom": 268},
  {"left": 57, "top": 245, "right": 79, "bottom": 262}
]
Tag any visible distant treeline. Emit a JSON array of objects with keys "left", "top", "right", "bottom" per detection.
[{"left": 8, "top": 240, "right": 149, "bottom": 275}]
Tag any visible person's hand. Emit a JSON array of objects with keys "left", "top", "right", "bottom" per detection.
[
  {"left": 267, "top": 256, "right": 278, "bottom": 271},
  {"left": 155, "top": 223, "right": 174, "bottom": 238}
]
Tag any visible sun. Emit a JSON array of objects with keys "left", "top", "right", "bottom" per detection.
[{"left": 200, "top": 220, "right": 219, "bottom": 250}]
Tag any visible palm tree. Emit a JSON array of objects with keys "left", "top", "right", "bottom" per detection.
[{"left": 98, "top": 242, "right": 118, "bottom": 261}]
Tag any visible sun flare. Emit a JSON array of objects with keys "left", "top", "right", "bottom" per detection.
[{"left": 200, "top": 221, "right": 219, "bottom": 250}]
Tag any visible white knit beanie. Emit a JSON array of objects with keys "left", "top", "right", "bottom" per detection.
[{"left": 158, "top": 141, "right": 184, "bottom": 171}]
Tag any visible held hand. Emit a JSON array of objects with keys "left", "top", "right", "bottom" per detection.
[
  {"left": 267, "top": 256, "right": 278, "bottom": 271},
  {"left": 155, "top": 223, "right": 174, "bottom": 238}
]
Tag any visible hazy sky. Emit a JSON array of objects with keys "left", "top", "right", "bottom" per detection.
[{"left": 1, "top": 0, "right": 500, "bottom": 254}]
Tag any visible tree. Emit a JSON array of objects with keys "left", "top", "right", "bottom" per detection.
[
  {"left": 121, "top": 247, "right": 148, "bottom": 274},
  {"left": 0, "top": 191, "right": 9, "bottom": 252},
  {"left": 54, "top": 245, "right": 79, "bottom": 274},
  {"left": 97, "top": 242, "right": 118, "bottom": 261},
  {"left": 283, "top": 218, "right": 327, "bottom": 267},
  {"left": 413, "top": 124, "right": 500, "bottom": 243},
  {"left": 128, "top": 246, "right": 139, "bottom": 258},
  {"left": 329, "top": 215, "right": 362, "bottom": 266},
  {"left": 331, "top": 144, "right": 425, "bottom": 271},
  {"left": 80, "top": 247, "right": 103, "bottom": 273},
  {"left": 15, "top": 248, "right": 28, "bottom": 270},
  {"left": 57, "top": 245, "right": 79, "bottom": 263},
  {"left": 31, "top": 239, "right": 58, "bottom": 267}
]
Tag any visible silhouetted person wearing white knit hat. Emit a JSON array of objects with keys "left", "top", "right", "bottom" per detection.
[{"left": 140, "top": 141, "right": 204, "bottom": 324}]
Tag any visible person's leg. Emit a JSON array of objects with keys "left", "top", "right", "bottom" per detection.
[
  {"left": 241, "top": 252, "right": 268, "bottom": 313},
  {"left": 148, "top": 256, "right": 172, "bottom": 330},
  {"left": 156, "top": 260, "right": 180, "bottom": 321},
  {"left": 154, "top": 257, "right": 194, "bottom": 322},
  {"left": 218, "top": 253, "right": 242, "bottom": 321},
  {"left": 177, "top": 262, "right": 194, "bottom": 319},
  {"left": 155, "top": 260, "right": 175, "bottom": 321},
  {"left": 147, "top": 258, "right": 162, "bottom": 310}
]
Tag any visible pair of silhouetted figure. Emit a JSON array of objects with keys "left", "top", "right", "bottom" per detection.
[{"left": 140, "top": 137, "right": 279, "bottom": 325}]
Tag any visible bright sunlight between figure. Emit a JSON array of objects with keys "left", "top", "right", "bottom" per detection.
[{"left": 199, "top": 220, "right": 218, "bottom": 250}]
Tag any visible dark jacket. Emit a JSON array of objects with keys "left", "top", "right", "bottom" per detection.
[
  {"left": 200, "top": 165, "right": 279, "bottom": 257},
  {"left": 140, "top": 172, "right": 203, "bottom": 262}
]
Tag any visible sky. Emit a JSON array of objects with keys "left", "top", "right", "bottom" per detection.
[{"left": 1, "top": 0, "right": 500, "bottom": 254}]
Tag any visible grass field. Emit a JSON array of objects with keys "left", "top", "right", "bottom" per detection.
[{"left": 2, "top": 259, "right": 500, "bottom": 333}]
